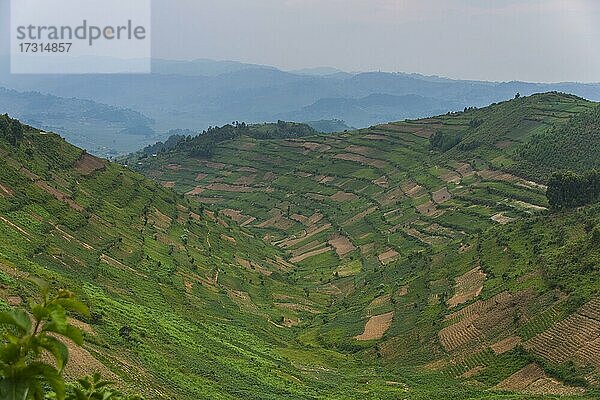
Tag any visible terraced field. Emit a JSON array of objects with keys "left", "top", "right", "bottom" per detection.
[
  {"left": 2, "top": 93, "right": 600, "bottom": 399},
  {"left": 130, "top": 93, "right": 600, "bottom": 397}
]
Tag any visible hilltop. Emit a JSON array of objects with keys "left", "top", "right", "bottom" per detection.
[{"left": 3, "top": 58, "right": 600, "bottom": 156}]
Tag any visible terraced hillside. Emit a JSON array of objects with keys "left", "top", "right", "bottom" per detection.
[
  {"left": 131, "top": 92, "right": 600, "bottom": 397},
  {"left": 0, "top": 116, "right": 442, "bottom": 399}
]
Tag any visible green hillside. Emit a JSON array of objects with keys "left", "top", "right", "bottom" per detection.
[
  {"left": 0, "top": 116, "right": 411, "bottom": 399},
  {"left": 1, "top": 92, "right": 599, "bottom": 399},
  {"left": 129, "top": 92, "right": 600, "bottom": 398}
]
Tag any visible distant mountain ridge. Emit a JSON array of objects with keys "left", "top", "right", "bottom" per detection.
[{"left": 1, "top": 57, "right": 600, "bottom": 157}]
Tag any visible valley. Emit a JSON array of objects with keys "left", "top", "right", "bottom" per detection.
[{"left": 0, "top": 93, "right": 599, "bottom": 399}]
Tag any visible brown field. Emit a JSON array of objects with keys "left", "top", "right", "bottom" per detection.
[
  {"left": 256, "top": 209, "right": 295, "bottom": 231},
  {"left": 461, "top": 365, "right": 486, "bottom": 379},
  {"left": 495, "top": 364, "right": 584, "bottom": 396},
  {"left": 439, "top": 314, "right": 482, "bottom": 351},
  {"left": 364, "top": 134, "right": 387, "bottom": 140},
  {"left": 186, "top": 186, "right": 205, "bottom": 196},
  {"left": 398, "top": 286, "right": 409, "bottom": 297},
  {"left": 491, "top": 213, "right": 514, "bottom": 225},
  {"left": 491, "top": 336, "right": 522, "bottom": 355},
  {"left": 447, "top": 267, "right": 486, "bottom": 308},
  {"left": 455, "top": 162, "right": 475, "bottom": 178},
  {"left": 378, "top": 249, "right": 399, "bottom": 265},
  {"left": 328, "top": 235, "right": 355, "bottom": 257},
  {"left": 290, "top": 213, "right": 309, "bottom": 225},
  {"left": 432, "top": 187, "right": 452, "bottom": 204},
  {"left": 74, "top": 153, "right": 106, "bottom": 175},
  {"left": 345, "top": 145, "right": 372, "bottom": 156},
  {"left": 404, "top": 228, "right": 442, "bottom": 246},
  {"left": 372, "top": 176, "right": 389, "bottom": 188},
  {"left": 220, "top": 234, "right": 237, "bottom": 245},
  {"left": 355, "top": 312, "right": 394, "bottom": 341},
  {"left": 441, "top": 170, "right": 462, "bottom": 184},
  {"left": 275, "top": 302, "right": 321, "bottom": 314},
  {"left": 375, "top": 188, "right": 405, "bottom": 206},
  {"left": 440, "top": 291, "right": 529, "bottom": 352},
  {"left": 416, "top": 201, "right": 439, "bottom": 217},
  {"left": 237, "top": 166, "right": 257, "bottom": 173},
  {"left": 161, "top": 181, "right": 176, "bottom": 188},
  {"left": 525, "top": 299, "right": 600, "bottom": 370},
  {"left": 360, "top": 243, "right": 375, "bottom": 255},
  {"left": 369, "top": 294, "right": 391, "bottom": 309},
  {"left": 234, "top": 175, "right": 256, "bottom": 185},
  {"left": 0, "top": 183, "right": 13, "bottom": 196},
  {"left": 402, "top": 182, "right": 425, "bottom": 198},
  {"left": 330, "top": 191, "right": 359, "bottom": 202}
]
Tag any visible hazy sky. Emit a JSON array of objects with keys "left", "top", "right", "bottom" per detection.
[{"left": 2, "top": 0, "right": 600, "bottom": 82}]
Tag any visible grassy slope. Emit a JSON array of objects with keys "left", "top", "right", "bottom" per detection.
[
  {"left": 0, "top": 126, "right": 432, "bottom": 399},
  {"left": 131, "top": 92, "right": 600, "bottom": 397}
]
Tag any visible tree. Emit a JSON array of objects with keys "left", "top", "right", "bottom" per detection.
[{"left": 0, "top": 279, "right": 142, "bottom": 400}]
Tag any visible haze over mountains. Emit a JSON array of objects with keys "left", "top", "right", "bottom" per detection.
[{"left": 2, "top": 57, "right": 600, "bottom": 157}]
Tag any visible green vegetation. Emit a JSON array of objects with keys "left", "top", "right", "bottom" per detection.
[
  {"left": 515, "top": 102, "right": 600, "bottom": 181},
  {"left": 1, "top": 93, "right": 600, "bottom": 399},
  {"left": 0, "top": 280, "right": 140, "bottom": 400},
  {"left": 546, "top": 170, "right": 600, "bottom": 209},
  {"left": 0, "top": 114, "right": 24, "bottom": 146},
  {"left": 129, "top": 121, "right": 318, "bottom": 160}
]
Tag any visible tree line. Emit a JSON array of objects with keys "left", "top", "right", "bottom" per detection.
[
  {"left": 0, "top": 114, "right": 24, "bottom": 146},
  {"left": 547, "top": 170, "right": 600, "bottom": 209}
]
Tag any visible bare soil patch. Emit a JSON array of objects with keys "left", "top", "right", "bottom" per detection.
[
  {"left": 416, "top": 201, "right": 439, "bottom": 217},
  {"left": 491, "top": 336, "right": 522, "bottom": 355},
  {"left": 186, "top": 186, "right": 205, "bottom": 196},
  {"left": 461, "top": 366, "right": 486, "bottom": 379},
  {"left": 345, "top": 145, "right": 373, "bottom": 156},
  {"left": 372, "top": 176, "right": 389, "bottom": 188},
  {"left": 491, "top": 213, "right": 514, "bottom": 225},
  {"left": 328, "top": 235, "right": 355, "bottom": 257},
  {"left": 235, "top": 175, "right": 256, "bottom": 185},
  {"left": 447, "top": 267, "right": 486, "bottom": 308},
  {"left": 355, "top": 312, "right": 394, "bottom": 341},
  {"left": 161, "top": 181, "right": 176, "bottom": 188},
  {"left": 278, "top": 223, "right": 332, "bottom": 248},
  {"left": 195, "top": 173, "right": 208, "bottom": 181},
  {"left": 432, "top": 187, "right": 452, "bottom": 204},
  {"left": 455, "top": 163, "right": 475, "bottom": 178},
  {"left": 0, "top": 183, "right": 13, "bottom": 196},
  {"left": 495, "top": 364, "right": 585, "bottom": 396},
  {"left": 525, "top": 299, "right": 600, "bottom": 369},
  {"left": 257, "top": 209, "right": 295, "bottom": 230},
  {"left": 378, "top": 249, "right": 399, "bottom": 265},
  {"left": 441, "top": 170, "right": 461, "bottom": 184},
  {"left": 74, "top": 153, "right": 106, "bottom": 175},
  {"left": 402, "top": 182, "right": 425, "bottom": 198},
  {"left": 330, "top": 191, "right": 358, "bottom": 202}
]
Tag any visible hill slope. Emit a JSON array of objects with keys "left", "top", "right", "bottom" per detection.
[
  {"left": 0, "top": 116, "right": 428, "bottom": 399},
  {"left": 130, "top": 92, "right": 600, "bottom": 397}
]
